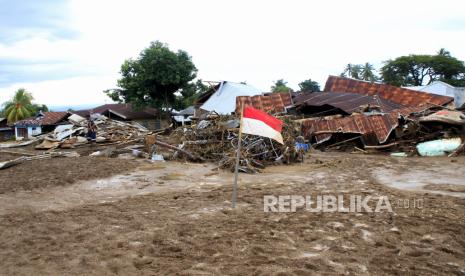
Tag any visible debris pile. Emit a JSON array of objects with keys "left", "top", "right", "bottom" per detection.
[
  {"left": 293, "top": 76, "right": 465, "bottom": 157},
  {"left": 159, "top": 115, "right": 304, "bottom": 172},
  {"left": 36, "top": 114, "right": 150, "bottom": 150},
  {"left": 2, "top": 76, "right": 465, "bottom": 172}
]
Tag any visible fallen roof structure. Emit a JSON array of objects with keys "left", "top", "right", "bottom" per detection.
[
  {"left": 324, "top": 76, "right": 454, "bottom": 107},
  {"left": 301, "top": 113, "right": 400, "bottom": 144},
  {"left": 73, "top": 103, "right": 159, "bottom": 120},
  {"left": 235, "top": 93, "right": 292, "bottom": 115},
  {"left": 292, "top": 91, "right": 404, "bottom": 115},
  {"left": 419, "top": 110, "right": 465, "bottom": 125}
]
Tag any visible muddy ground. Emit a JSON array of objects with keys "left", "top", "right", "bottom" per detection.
[
  {"left": 0, "top": 155, "right": 138, "bottom": 193},
  {"left": 0, "top": 152, "right": 464, "bottom": 275}
]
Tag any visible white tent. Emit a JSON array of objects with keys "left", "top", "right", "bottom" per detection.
[{"left": 200, "top": 81, "right": 262, "bottom": 115}]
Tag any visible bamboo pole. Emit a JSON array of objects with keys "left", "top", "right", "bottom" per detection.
[{"left": 232, "top": 101, "right": 245, "bottom": 208}]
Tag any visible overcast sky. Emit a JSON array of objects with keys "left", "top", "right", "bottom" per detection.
[{"left": 0, "top": 0, "right": 464, "bottom": 109}]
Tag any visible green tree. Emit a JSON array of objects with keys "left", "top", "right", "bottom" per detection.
[
  {"left": 341, "top": 63, "right": 362, "bottom": 79},
  {"left": 381, "top": 49, "right": 465, "bottom": 86},
  {"left": 173, "top": 79, "right": 209, "bottom": 110},
  {"left": 31, "top": 104, "right": 49, "bottom": 113},
  {"left": 105, "top": 41, "right": 198, "bottom": 110},
  {"left": 2, "top": 88, "right": 35, "bottom": 123},
  {"left": 271, "top": 79, "right": 293, "bottom": 93},
  {"left": 298, "top": 79, "right": 320, "bottom": 92},
  {"left": 360, "top": 63, "right": 378, "bottom": 82}
]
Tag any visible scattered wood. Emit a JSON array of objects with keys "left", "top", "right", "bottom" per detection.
[
  {"left": 448, "top": 142, "right": 465, "bottom": 157},
  {"left": 153, "top": 139, "right": 203, "bottom": 162},
  {"left": 0, "top": 152, "right": 79, "bottom": 170},
  {"left": 364, "top": 142, "right": 398, "bottom": 150},
  {"left": 354, "top": 147, "right": 367, "bottom": 153},
  {"left": 326, "top": 136, "right": 361, "bottom": 149},
  {"left": 0, "top": 150, "right": 36, "bottom": 156}
]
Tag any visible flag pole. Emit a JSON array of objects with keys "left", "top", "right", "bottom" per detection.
[{"left": 232, "top": 100, "right": 245, "bottom": 208}]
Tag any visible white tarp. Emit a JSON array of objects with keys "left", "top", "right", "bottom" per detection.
[{"left": 200, "top": 81, "right": 262, "bottom": 115}]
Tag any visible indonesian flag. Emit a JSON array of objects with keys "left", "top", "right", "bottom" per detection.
[{"left": 241, "top": 106, "right": 284, "bottom": 144}]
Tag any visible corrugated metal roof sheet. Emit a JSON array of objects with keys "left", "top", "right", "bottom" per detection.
[
  {"left": 301, "top": 113, "right": 399, "bottom": 144},
  {"left": 73, "top": 104, "right": 158, "bottom": 120},
  {"left": 236, "top": 93, "right": 292, "bottom": 114},
  {"left": 419, "top": 110, "right": 465, "bottom": 125},
  {"left": 324, "top": 76, "right": 453, "bottom": 107},
  {"left": 293, "top": 91, "right": 404, "bottom": 114},
  {"left": 15, "top": 112, "right": 69, "bottom": 126}
]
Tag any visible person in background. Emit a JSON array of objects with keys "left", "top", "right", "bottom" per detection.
[{"left": 87, "top": 119, "right": 97, "bottom": 142}]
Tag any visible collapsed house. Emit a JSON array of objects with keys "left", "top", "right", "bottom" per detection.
[
  {"left": 73, "top": 103, "right": 169, "bottom": 130},
  {"left": 192, "top": 76, "right": 464, "bottom": 159},
  {"left": 2, "top": 76, "right": 464, "bottom": 172},
  {"left": 292, "top": 76, "right": 462, "bottom": 155}
]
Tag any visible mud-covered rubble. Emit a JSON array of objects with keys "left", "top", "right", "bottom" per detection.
[
  {"left": 162, "top": 115, "right": 304, "bottom": 173},
  {"left": 39, "top": 114, "right": 149, "bottom": 150},
  {"left": 2, "top": 76, "right": 465, "bottom": 172},
  {"left": 303, "top": 106, "right": 465, "bottom": 157}
]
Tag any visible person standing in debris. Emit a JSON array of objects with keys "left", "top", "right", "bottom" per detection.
[{"left": 87, "top": 119, "right": 97, "bottom": 142}]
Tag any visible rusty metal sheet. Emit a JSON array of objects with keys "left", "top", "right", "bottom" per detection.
[
  {"left": 301, "top": 113, "right": 399, "bottom": 144},
  {"left": 293, "top": 91, "right": 403, "bottom": 113},
  {"left": 236, "top": 93, "right": 292, "bottom": 114},
  {"left": 15, "top": 112, "right": 69, "bottom": 126},
  {"left": 324, "top": 76, "right": 453, "bottom": 107},
  {"left": 419, "top": 110, "right": 465, "bottom": 125}
]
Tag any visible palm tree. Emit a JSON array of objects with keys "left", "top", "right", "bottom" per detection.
[
  {"left": 3, "top": 88, "right": 35, "bottom": 124},
  {"left": 360, "top": 63, "right": 377, "bottom": 82},
  {"left": 342, "top": 63, "right": 362, "bottom": 80},
  {"left": 342, "top": 64, "right": 353, "bottom": 78}
]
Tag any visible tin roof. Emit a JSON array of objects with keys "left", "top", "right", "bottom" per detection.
[
  {"left": 324, "top": 76, "right": 453, "bottom": 107},
  {"left": 178, "top": 106, "right": 195, "bottom": 116},
  {"left": 73, "top": 104, "right": 158, "bottom": 120},
  {"left": 235, "top": 93, "right": 292, "bottom": 114},
  {"left": 15, "top": 112, "right": 70, "bottom": 127},
  {"left": 292, "top": 91, "right": 404, "bottom": 114},
  {"left": 301, "top": 113, "right": 400, "bottom": 144},
  {"left": 419, "top": 110, "right": 465, "bottom": 125}
]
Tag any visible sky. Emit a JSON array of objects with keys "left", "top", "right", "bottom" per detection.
[{"left": 0, "top": 0, "right": 464, "bottom": 110}]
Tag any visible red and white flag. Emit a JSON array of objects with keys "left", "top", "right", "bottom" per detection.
[{"left": 241, "top": 106, "right": 284, "bottom": 144}]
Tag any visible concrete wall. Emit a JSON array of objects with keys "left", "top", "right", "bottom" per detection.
[{"left": 15, "top": 126, "right": 42, "bottom": 140}]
